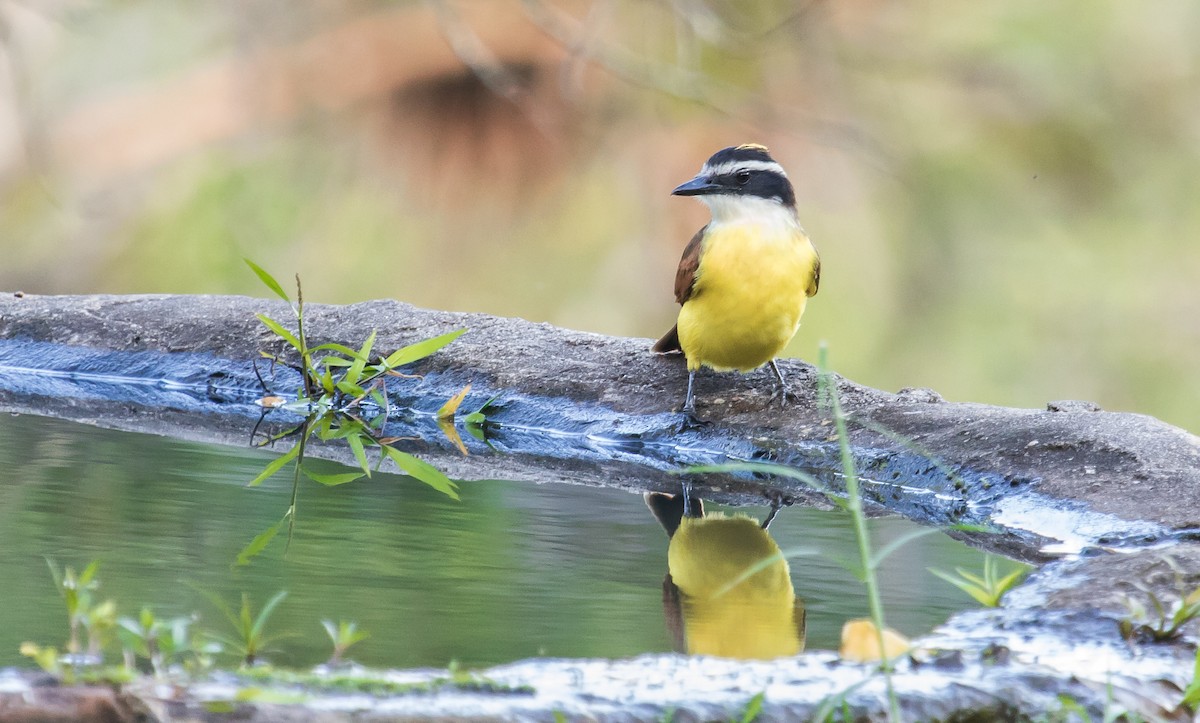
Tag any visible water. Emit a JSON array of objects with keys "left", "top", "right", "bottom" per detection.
[{"left": 0, "top": 413, "right": 990, "bottom": 670}]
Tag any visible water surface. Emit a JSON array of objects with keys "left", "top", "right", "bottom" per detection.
[{"left": 0, "top": 413, "right": 989, "bottom": 669}]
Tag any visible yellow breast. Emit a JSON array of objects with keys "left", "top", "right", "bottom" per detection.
[{"left": 677, "top": 222, "right": 818, "bottom": 372}]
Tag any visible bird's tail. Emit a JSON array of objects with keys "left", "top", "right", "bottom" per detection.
[{"left": 652, "top": 324, "right": 683, "bottom": 354}]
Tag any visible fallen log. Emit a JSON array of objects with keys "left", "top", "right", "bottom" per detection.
[{"left": 2, "top": 292, "right": 1197, "bottom": 559}]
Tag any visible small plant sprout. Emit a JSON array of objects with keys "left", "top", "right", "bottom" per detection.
[
  {"left": 321, "top": 619, "right": 370, "bottom": 666},
  {"left": 239, "top": 260, "right": 465, "bottom": 566},
  {"left": 1118, "top": 557, "right": 1200, "bottom": 643},
  {"left": 733, "top": 691, "right": 765, "bottom": 723},
  {"left": 46, "top": 559, "right": 114, "bottom": 664},
  {"left": 196, "top": 589, "right": 290, "bottom": 667},
  {"left": 117, "top": 606, "right": 208, "bottom": 677},
  {"left": 19, "top": 642, "right": 61, "bottom": 676},
  {"left": 929, "top": 554, "right": 1031, "bottom": 608},
  {"left": 1183, "top": 645, "right": 1200, "bottom": 712}
]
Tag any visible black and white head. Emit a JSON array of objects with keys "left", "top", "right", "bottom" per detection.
[{"left": 672, "top": 144, "right": 796, "bottom": 222}]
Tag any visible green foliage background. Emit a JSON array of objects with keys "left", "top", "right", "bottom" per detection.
[{"left": 1, "top": 0, "right": 1197, "bottom": 431}]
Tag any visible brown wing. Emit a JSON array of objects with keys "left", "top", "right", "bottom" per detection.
[
  {"left": 806, "top": 246, "right": 821, "bottom": 297},
  {"left": 652, "top": 226, "right": 706, "bottom": 354},
  {"left": 673, "top": 225, "right": 706, "bottom": 304}
]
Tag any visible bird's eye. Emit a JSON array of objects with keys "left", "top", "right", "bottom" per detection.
[{"left": 735, "top": 171, "right": 751, "bottom": 185}]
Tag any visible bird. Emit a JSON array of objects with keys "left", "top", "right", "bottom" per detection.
[
  {"left": 653, "top": 143, "right": 820, "bottom": 419},
  {"left": 646, "top": 488, "right": 805, "bottom": 659}
]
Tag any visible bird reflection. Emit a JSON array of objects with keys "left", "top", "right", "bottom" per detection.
[{"left": 646, "top": 488, "right": 805, "bottom": 660}]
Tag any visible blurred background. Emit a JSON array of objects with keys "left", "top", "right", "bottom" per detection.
[{"left": 1, "top": 0, "right": 1198, "bottom": 432}]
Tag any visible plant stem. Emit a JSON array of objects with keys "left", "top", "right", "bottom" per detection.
[
  {"left": 295, "top": 274, "right": 314, "bottom": 399},
  {"left": 819, "top": 345, "right": 901, "bottom": 722}
]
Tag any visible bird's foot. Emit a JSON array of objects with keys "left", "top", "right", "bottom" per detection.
[
  {"left": 770, "top": 387, "right": 803, "bottom": 409},
  {"left": 760, "top": 490, "right": 793, "bottom": 530},
  {"left": 678, "top": 407, "right": 710, "bottom": 432}
]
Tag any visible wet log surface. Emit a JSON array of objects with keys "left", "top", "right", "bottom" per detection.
[{"left": 1, "top": 292, "right": 1199, "bottom": 721}]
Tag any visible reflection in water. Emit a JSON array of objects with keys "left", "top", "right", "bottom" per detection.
[
  {"left": 0, "top": 414, "right": 993, "bottom": 668},
  {"left": 647, "top": 491, "right": 805, "bottom": 660}
]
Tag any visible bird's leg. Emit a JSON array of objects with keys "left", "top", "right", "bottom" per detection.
[
  {"left": 769, "top": 360, "right": 801, "bottom": 407},
  {"left": 761, "top": 499, "right": 782, "bottom": 530},
  {"left": 683, "top": 369, "right": 697, "bottom": 414},
  {"left": 678, "top": 478, "right": 705, "bottom": 519},
  {"left": 679, "top": 369, "right": 708, "bottom": 429}
]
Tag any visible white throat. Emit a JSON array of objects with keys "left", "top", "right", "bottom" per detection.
[{"left": 700, "top": 195, "right": 803, "bottom": 233}]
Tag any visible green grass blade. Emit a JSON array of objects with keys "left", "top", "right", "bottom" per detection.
[
  {"left": 953, "top": 568, "right": 989, "bottom": 588},
  {"left": 712, "top": 551, "right": 787, "bottom": 598},
  {"left": 677, "top": 461, "right": 848, "bottom": 507},
  {"left": 244, "top": 259, "right": 291, "bottom": 302},
  {"left": 239, "top": 594, "right": 252, "bottom": 636},
  {"left": 383, "top": 447, "right": 459, "bottom": 500},
  {"left": 869, "top": 526, "right": 945, "bottom": 570},
  {"left": 302, "top": 469, "right": 364, "bottom": 486},
  {"left": 251, "top": 591, "right": 289, "bottom": 640},
  {"left": 248, "top": 444, "right": 301, "bottom": 487},
  {"left": 235, "top": 518, "right": 284, "bottom": 567},
  {"left": 44, "top": 558, "right": 63, "bottom": 592},
  {"left": 383, "top": 329, "right": 466, "bottom": 368},
  {"left": 190, "top": 584, "right": 242, "bottom": 632},
  {"left": 676, "top": 461, "right": 824, "bottom": 489}
]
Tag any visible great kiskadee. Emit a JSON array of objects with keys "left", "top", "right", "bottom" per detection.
[
  {"left": 646, "top": 490, "right": 806, "bottom": 659},
  {"left": 653, "top": 144, "right": 821, "bottom": 418}
]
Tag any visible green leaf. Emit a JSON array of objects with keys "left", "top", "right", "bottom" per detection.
[
  {"left": 929, "top": 567, "right": 992, "bottom": 606},
  {"left": 235, "top": 519, "right": 284, "bottom": 567},
  {"left": 994, "top": 567, "right": 1029, "bottom": 596},
  {"left": 347, "top": 434, "right": 370, "bottom": 476},
  {"left": 308, "top": 342, "right": 364, "bottom": 358},
  {"left": 335, "top": 380, "right": 366, "bottom": 398},
  {"left": 302, "top": 469, "right": 364, "bottom": 486},
  {"left": 383, "top": 329, "right": 467, "bottom": 368},
  {"left": 383, "top": 447, "right": 459, "bottom": 500},
  {"left": 345, "top": 330, "right": 376, "bottom": 385},
  {"left": 739, "top": 692, "right": 765, "bottom": 723},
  {"left": 244, "top": 259, "right": 291, "bottom": 303},
  {"left": 1182, "top": 647, "right": 1200, "bottom": 706},
  {"left": 79, "top": 559, "right": 100, "bottom": 587},
  {"left": 248, "top": 444, "right": 301, "bottom": 487},
  {"left": 255, "top": 314, "right": 301, "bottom": 351},
  {"left": 322, "top": 357, "right": 354, "bottom": 368}
]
